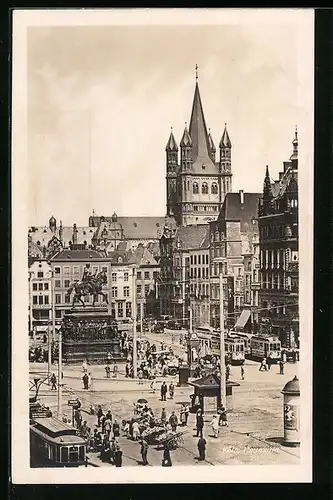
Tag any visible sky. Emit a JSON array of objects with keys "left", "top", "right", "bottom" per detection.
[{"left": 27, "top": 19, "right": 309, "bottom": 227}]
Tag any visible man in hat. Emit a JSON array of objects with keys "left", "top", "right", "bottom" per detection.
[
  {"left": 196, "top": 409, "right": 204, "bottom": 438},
  {"left": 140, "top": 438, "right": 149, "bottom": 465}
]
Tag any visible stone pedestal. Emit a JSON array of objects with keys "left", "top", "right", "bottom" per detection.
[{"left": 62, "top": 307, "right": 124, "bottom": 364}]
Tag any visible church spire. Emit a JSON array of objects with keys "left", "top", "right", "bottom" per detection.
[
  {"left": 219, "top": 123, "right": 232, "bottom": 148},
  {"left": 188, "top": 74, "right": 212, "bottom": 166},
  {"left": 263, "top": 165, "right": 273, "bottom": 200},
  {"left": 180, "top": 122, "right": 192, "bottom": 147},
  {"left": 165, "top": 127, "right": 178, "bottom": 151},
  {"left": 290, "top": 125, "right": 298, "bottom": 161}
]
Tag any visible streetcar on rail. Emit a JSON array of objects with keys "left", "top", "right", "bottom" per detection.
[
  {"left": 249, "top": 335, "right": 281, "bottom": 362},
  {"left": 30, "top": 416, "right": 87, "bottom": 467},
  {"left": 228, "top": 331, "right": 253, "bottom": 356},
  {"left": 194, "top": 330, "right": 245, "bottom": 365}
]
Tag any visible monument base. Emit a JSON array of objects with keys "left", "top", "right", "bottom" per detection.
[{"left": 62, "top": 306, "right": 125, "bottom": 365}]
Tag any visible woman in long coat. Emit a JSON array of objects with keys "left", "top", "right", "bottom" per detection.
[{"left": 210, "top": 415, "right": 219, "bottom": 438}]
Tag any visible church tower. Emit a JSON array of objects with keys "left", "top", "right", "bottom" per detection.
[
  {"left": 166, "top": 66, "right": 233, "bottom": 226},
  {"left": 165, "top": 128, "right": 179, "bottom": 217}
]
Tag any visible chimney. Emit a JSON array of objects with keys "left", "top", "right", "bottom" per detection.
[{"left": 239, "top": 190, "right": 244, "bottom": 204}]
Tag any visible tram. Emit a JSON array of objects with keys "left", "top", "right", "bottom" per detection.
[
  {"left": 194, "top": 330, "right": 245, "bottom": 365},
  {"left": 249, "top": 335, "right": 281, "bottom": 362},
  {"left": 30, "top": 416, "right": 87, "bottom": 467},
  {"left": 228, "top": 331, "right": 253, "bottom": 356}
]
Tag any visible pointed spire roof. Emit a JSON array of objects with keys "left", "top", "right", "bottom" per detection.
[
  {"left": 263, "top": 165, "right": 272, "bottom": 199},
  {"left": 180, "top": 122, "right": 192, "bottom": 147},
  {"left": 219, "top": 124, "right": 232, "bottom": 148},
  {"left": 290, "top": 126, "right": 298, "bottom": 160},
  {"left": 188, "top": 80, "right": 215, "bottom": 171},
  {"left": 165, "top": 128, "right": 178, "bottom": 152},
  {"left": 208, "top": 129, "right": 216, "bottom": 152}
]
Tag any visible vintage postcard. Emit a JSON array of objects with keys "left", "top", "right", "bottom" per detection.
[{"left": 12, "top": 8, "right": 314, "bottom": 483}]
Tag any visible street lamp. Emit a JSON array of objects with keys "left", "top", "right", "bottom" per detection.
[
  {"left": 213, "top": 257, "right": 227, "bottom": 408},
  {"left": 48, "top": 262, "right": 62, "bottom": 417}
]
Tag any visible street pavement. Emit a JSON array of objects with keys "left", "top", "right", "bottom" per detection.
[{"left": 30, "top": 353, "right": 300, "bottom": 467}]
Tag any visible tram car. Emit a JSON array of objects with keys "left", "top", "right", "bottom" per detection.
[
  {"left": 249, "top": 335, "right": 281, "bottom": 362},
  {"left": 30, "top": 416, "right": 87, "bottom": 467},
  {"left": 195, "top": 331, "right": 245, "bottom": 365},
  {"left": 228, "top": 331, "right": 253, "bottom": 357}
]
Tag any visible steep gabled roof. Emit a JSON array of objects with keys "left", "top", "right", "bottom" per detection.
[
  {"left": 172, "top": 224, "right": 210, "bottom": 251},
  {"left": 217, "top": 192, "right": 261, "bottom": 232},
  {"left": 51, "top": 249, "right": 107, "bottom": 261}
]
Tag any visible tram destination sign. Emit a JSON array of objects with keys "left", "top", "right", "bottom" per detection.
[{"left": 68, "top": 399, "right": 80, "bottom": 406}]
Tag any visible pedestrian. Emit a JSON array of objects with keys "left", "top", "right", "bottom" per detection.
[
  {"left": 259, "top": 357, "right": 267, "bottom": 371},
  {"left": 107, "top": 351, "right": 112, "bottom": 364},
  {"left": 140, "top": 438, "right": 149, "bottom": 465},
  {"left": 50, "top": 373, "right": 57, "bottom": 390},
  {"left": 180, "top": 405, "right": 186, "bottom": 426},
  {"left": 74, "top": 408, "right": 82, "bottom": 430},
  {"left": 83, "top": 372, "right": 89, "bottom": 390},
  {"left": 169, "top": 411, "right": 178, "bottom": 432},
  {"left": 161, "top": 407, "right": 167, "bottom": 423},
  {"left": 169, "top": 382, "right": 175, "bottom": 399},
  {"left": 184, "top": 404, "right": 190, "bottom": 425},
  {"left": 125, "top": 362, "right": 130, "bottom": 378},
  {"left": 279, "top": 360, "right": 284, "bottom": 375},
  {"left": 240, "top": 365, "right": 245, "bottom": 380},
  {"left": 150, "top": 378, "right": 156, "bottom": 393},
  {"left": 113, "top": 419, "right": 120, "bottom": 438},
  {"left": 197, "top": 436, "right": 207, "bottom": 461},
  {"left": 161, "top": 381, "right": 167, "bottom": 401},
  {"left": 114, "top": 445, "right": 123, "bottom": 467},
  {"left": 88, "top": 372, "right": 93, "bottom": 390},
  {"left": 196, "top": 409, "right": 204, "bottom": 438},
  {"left": 104, "top": 417, "right": 112, "bottom": 439},
  {"left": 220, "top": 406, "right": 229, "bottom": 427},
  {"left": 210, "top": 414, "right": 219, "bottom": 438},
  {"left": 96, "top": 406, "right": 104, "bottom": 427},
  {"left": 226, "top": 363, "right": 231, "bottom": 381},
  {"left": 162, "top": 442, "right": 172, "bottom": 466},
  {"left": 82, "top": 359, "right": 87, "bottom": 373},
  {"left": 105, "top": 365, "right": 111, "bottom": 378},
  {"left": 132, "top": 420, "right": 140, "bottom": 441},
  {"left": 267, "top": 355, "right": 272, "bottom": 371},
  {"left": 113, "top": 362, "right": 118, "bottom": 378}
]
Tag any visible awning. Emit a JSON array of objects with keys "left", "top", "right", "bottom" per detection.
[{"left": 235, "top": 310, "right": 251, "bottom": 330}]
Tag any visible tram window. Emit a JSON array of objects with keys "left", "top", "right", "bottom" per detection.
[
  {"left": 236, "top": 345, "right": 239, "bottom": 352},
  {"left": 69, "top": 446, "right": 79, "bottom": 463},
  {"left": 240, "top": 344, "right": 244, "bottom": 351},
  {"left": 79, "top": 445, "right": 85, "bottom": 462},
  {"left": 277, "top": 344, "right": 281, "bottom": 350},
  {"left": 61, "top": 447, "right": 69, "bottom": 463}
]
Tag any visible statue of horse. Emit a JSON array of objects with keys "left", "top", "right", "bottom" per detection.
[{"left": 65, "top": 271, "right": 109, "bottom": 308}]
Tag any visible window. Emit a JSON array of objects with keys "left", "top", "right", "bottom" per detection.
[
  {"left": 92, "top": 266, "right": 98, "bottom": 275},
  {"left": 194, "top": 268, "right": 197, "bottom": 278},
  {"left": 55, "top": 280, "right": 61, "bottom": 288},
  {"left": 198, "top": 255, "right": 201, "bottom": 265},
  {"left": 137, "top": 285, "right": 142, "bottom": 297},
  {"left": 137, "top": 271, "right": 142, "bottom": 280},
  {"left": 44, "top": 283, "right": 49, "bottom": 291},
  {"left": 194, "top": 255, "right": 197, "bottom": 265},
  {"left": 193, "top": 182, "right": 199, "bottom": 194},
  {"left": 64, "top": 279, "right": 70, "bottom": 288},
  {"left": 63, "top": 266, "right": 70, "bottom": 276},
  {"left": 145, "top": 285, "right": 150, "bottom": 295},
  {"left": 124, "top": 272, "right": 129, "bottom": 282},
  {"left": 37, "top": 271, "right": 44, "bottom": 278},
  {"left": 102, "top": 266, "right": 108, "bottom": 273},
  {"left": 112, "top": 273, "right": 117, "bottom": 282},
  {"left": 198, "top": 268, "right": 201, "bottom": 278},
  {"left": 33, "top": 295, "right": 38, "bottom": 305},
  {"left": 211, "top": 183, "right": 218, "bottom": 194},
  {"left": 202, "top": 182, "right": 208, "bottom": 194},
  {"left": 206, "top": 255, "right": 209, "bottom": 265},
  {"left": 73, "top": 266, "right": 80, "bottom": 277},
  {"left": 32, "top": 283, "right": 37, "bottom": 291},
  {"left": 117, "top": 302, "right": 123, "bottom": 318},
  {"left": 55, "top": 294, "right": 61, "bottom": 304},
  {"left": 123, "top": 286, "right": 130, "bottom": 297},
  {"left": 54, "top": 267, "right": 60, "bottom": 274},
  {"left": 56, "top": 310, "right": 62, "bottom": 319},
  {"left": 112, "top": 287, "right": 118, "bottom": 298},
  {"left": 144, "top": 271, "right": 150, "bottom": 280},
  {"left": 38, "top": 283, "right": 43, "bottom": 291},
  {"left": 153, "top": 271, "right": 159, "bottom": 280},
  {"left": 126, "top": 302, "right": 132, "bottom": 318},
  {"left": 64, "top": 294, "right": 70, "bottom": 303}
]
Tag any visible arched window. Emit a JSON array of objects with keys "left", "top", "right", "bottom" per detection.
[
  {"left": 202, "top": 182, "right": 208, "bottom": 194},
  {"left": 211, "top": 183, "right": 218, "bottom": 194},
  {"left": 193, "top": 182, "right": 199, "bottom": 194}
]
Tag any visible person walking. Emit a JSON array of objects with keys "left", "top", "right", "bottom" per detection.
[
  {"left": 169, "top": 382, "right": 175, "bottom": 400},
  {"left": 279, "top": 360, "right": 284, "bottom": 375},
  {"left": 88, "top": 372, "right": 93, "bottom": 390},
  {"left": 150, "top": 378, "right": 156, "bottom": 393},
  {"left": 267, "top": 354, "right": 272, "bottom": 371},
  {"left": 83, "top": 372, "right": 89, "bottom": 390},
  {"left": 196, "top": 409, "right": 204, "bottom": 438},
  {"left": 161, "top": 381, "right": 167, "bottom": 401},
  {"left": 259, "top": 357, "right": 267, "bottom": 371},
  {"left": 104, "top": 417, "right": 112, "bottom": 440},
  {"left": 114, "top": 445, "right": 123, "bottom": 467},
  {"left": 113, "top": 362, "right": 118, "bottom": 378},
  {"left": 96, "top": 406, "right": 104, "bottom": 427},
  {"left": 226, "top": 363, "right": 231, "bottom": 381},
  {"left": 210, "top": 414, "right": 219, "bottom": 438},
  {"left": 241, "top": 365, "right": 245, "bottom": 380},
  {"left": 197, "top": 436, "right": 207, "bottom": 461},
  {"left": 184, "top": 404, "right": 190, "bottom": 426},
  {"left": 132, "top": 420, "right": 140, "bottom": 441},
  {"left": 161, "top": 407, "right": 167, "bottom": 423},
  {"left": 220, "top": 406, "right": 229, "bottom": 427},
  {"left": 169, "top": 411, "right": 178, "bottom": 432},
  {"left": 50, "top": 373, "right": 57, "bottom": 390},
  {"left": 125, "top": 362, "right": 130, "bottom": 378},
  {"left": 138, "top": 369, "right": 143, "bottom": 384},
  {"left": 82, "top": 359, "right": 88, "bottom": 373},
  {"left": 140, "top": 438, "right": 149, "bottom": 465},
  {"left": 105, "top": 365, "right": 111, "bottom": 378},
  {"left": 113, "top": 419, "right": 120, "bottom": 438},
  {"left": 162, "top": 442, "right": 172, "bottom": 466}
]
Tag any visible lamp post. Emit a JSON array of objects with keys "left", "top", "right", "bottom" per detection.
[{"left": 213, "top": 257, "right": 227, "bottom": 409}]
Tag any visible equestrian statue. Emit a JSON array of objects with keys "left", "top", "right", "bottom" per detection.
[{"left": 65, "top": 264, "right": 109, "bottom": 307}]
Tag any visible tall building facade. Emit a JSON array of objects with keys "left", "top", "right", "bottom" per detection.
[
  {"left": 257, "top": 130, "right": 299, "bottom": 348},
  {"left": 166, "top": 73, "right": 232, "bottom": 226}
]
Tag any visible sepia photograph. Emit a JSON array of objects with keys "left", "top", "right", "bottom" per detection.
[{"left": 12, "top": 8, "right": 314, "bottom": 483}]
